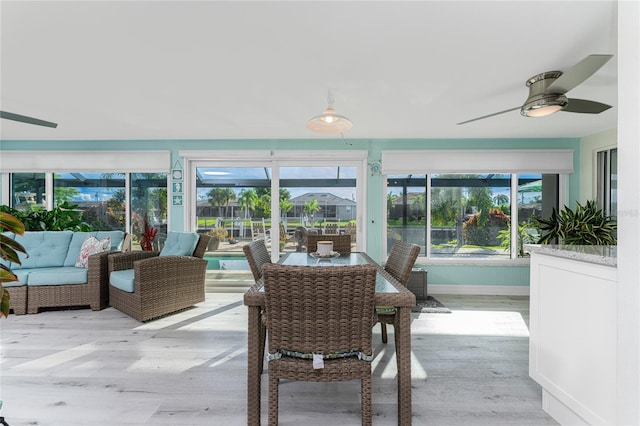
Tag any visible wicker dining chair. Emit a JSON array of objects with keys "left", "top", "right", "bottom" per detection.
[
  {"left": 377, "top": 241, "right": 420, "bottom": 344},
  {"left": 306, "top": 234, "right": 352, "bottom": 255},
  {"left": 242, "top": 239, "right": 272, "bottom": 282},
  {"left": 262, "top": 263, "right": 377, "bottom": 426}
]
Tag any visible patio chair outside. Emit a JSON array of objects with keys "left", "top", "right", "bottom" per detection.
[
  {"left": 377, "top": 241, "right": 420, "bottom": 343},
  {"left": 251, "top": 219, "right": 270, "bottom": 242},
  {"left": 306, "top": 234, "right": 352, "bottom": 255},
  {"left": 322, "top": 221, "right": 339, "bottom": 235},
  {"left": 262, "top": 263, "right": 377, "bottom": 425}
]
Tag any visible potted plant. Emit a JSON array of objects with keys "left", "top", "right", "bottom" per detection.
[
  {"left": 535, "top": 200, "right": 617, "bottom": 245},
  {"left": 0, "top": 212, "right": 28, "bottom": 317},
  {"left": 208, "top": 227, "right": 228, "bottom": 251}
]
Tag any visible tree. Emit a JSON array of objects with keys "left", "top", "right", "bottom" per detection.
[
  {"left": 280, "top": 198, "right": 293, "bottom": 219},
  {"left": 303, "top": 199, "right": 321, "bottom": 227},
  {"left": 238, "top": 189, "right": 259, "bottom": 219},
  {"left": 493, "top": 194, "right": 509, "bottom": 207},
  {"left": 208, "top": 188, "right": 236, "bottom": 217},
  {"left": 387, "top": 193, "right": 398, "bottom": 218}
]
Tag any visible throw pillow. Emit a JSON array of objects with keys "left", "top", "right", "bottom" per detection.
[{"left": 75, "top": 235, "right": 111, "bottom": 268}]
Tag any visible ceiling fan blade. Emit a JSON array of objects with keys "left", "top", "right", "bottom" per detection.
[
  {"left": 0, "top": 110, "right": 58, "bottom": 128},
  {"left": 544, "top": 54, "right": 613, "bottom": 94},
  {"left": 562, "top": 98, "right": 612, "bottom": 114},
  {"left": 457, "top": 106, "right": 520, "bottom": 125}
]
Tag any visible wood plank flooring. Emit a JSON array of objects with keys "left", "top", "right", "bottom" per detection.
[{"left": 0, "top": 287, "right": 558, "bottom": 425}]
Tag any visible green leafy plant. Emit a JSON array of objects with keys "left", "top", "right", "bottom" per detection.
[
  {"left": 0, "top": 212, "right": 28, "bottom": 318},
  {"left": 498, "top": 223, "right": 537, "bottom": 257},
  {"left": 0, "top": 202, "right": 91, "bottom": 231},
  {"left": 535, "top": 200, "right": 617, "bottom": 245}
]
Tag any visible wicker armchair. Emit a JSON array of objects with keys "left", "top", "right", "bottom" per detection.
[
  {"left": 242, "top": 239, "right": 272, "bottom": 282},
  {"left": 107, "top": 233, "right": 210, "bottom": 322},
  {"left": 262, "top": 263, "right": 377, "bottom": 425},
  {"left": 378, "top": 241, "right": 420, "bottom": 343},
  {"left": 306, "top": 234, "right": 352, "bottom": 255}
]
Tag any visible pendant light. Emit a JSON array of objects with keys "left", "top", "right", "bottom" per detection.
[{"left": 306, "top": 90, "right": 353, "bottom": 133}]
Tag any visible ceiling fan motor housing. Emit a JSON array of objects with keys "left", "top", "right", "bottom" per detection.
[{"left": 521, "top": 71, "right": 568, "bottom": 117}]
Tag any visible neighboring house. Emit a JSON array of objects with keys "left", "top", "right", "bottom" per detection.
[{"left": 288, "top": 192, "right": 357, "bottom": 222}]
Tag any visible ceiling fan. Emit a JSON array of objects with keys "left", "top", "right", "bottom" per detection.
[
  {"left": 0, "top": 110, "right": 58, "bottom": 128},
  {"left": 457, "top": 54, "right": 613, "bottom": 125}
]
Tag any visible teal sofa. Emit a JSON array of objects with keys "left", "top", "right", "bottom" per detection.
[{"left": 3, "top": 230, "right": 126, "bottom": 314}]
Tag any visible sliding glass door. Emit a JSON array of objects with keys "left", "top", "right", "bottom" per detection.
[{"left": 186, "top": 151, "right": 366, "bottom": 264}]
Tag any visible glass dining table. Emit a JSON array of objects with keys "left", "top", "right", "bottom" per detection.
[{"left": 243, "top": 252, "right": 416, "bottom": 425}]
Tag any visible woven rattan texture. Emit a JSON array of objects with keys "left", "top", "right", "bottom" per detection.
[
  {"left": 378, "top": 242, "right": 420, "bottom": 344},
  {"left": 262, "top": 263, "right": 377, "bottom": 425},
  {"left": 108, "top": 234, "right": 210, "bottom": 322},
  {"left": 243, "top": 240, "right": 272, "bottom": 282},
  {"left": 306, "top": 234, "right": 352, "bottom": 255},
  {"left": 7, "top": 285, "right": 27, "bottom": 315}
]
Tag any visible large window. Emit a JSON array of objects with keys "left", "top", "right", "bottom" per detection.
[
  {"left": 53, "top": 172, "right": 127, "bottom": 230},
  {"left": 387, "top": 173, "right": 558, "bottom": 259},
  {"left": 6, "top": 172, "right": 168, "bottom": 249},
  {"left": 10, "top": 173, "right": 46, "bottom": 211},
  {"left": 597, "top": 148, "right": 617, "bottom": 218}
]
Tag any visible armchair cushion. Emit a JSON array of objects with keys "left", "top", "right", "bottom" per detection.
[
  {"left": 110, "top": 269, "right": 135, "bottom": 293},
  {"left": 159, "top": 232, "right": 199, "bottom": 256}
]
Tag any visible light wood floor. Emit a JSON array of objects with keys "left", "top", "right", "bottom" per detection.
[{"left": 0, "top": 281, "right": 558, "bottom": 425}]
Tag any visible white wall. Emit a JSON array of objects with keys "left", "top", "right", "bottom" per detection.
[
  {"left": 580, "top": 128, "right": 616, "bottom": 202},
  {"left": 616, "top": 0, "right": 640, "bottom": 423}
]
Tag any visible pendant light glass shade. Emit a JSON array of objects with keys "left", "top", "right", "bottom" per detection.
[{"left": 306, "top": 90, "right": 353, "bottom": 133}]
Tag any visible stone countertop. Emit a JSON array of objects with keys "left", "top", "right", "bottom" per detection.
[{"left": 525, "top": 244, "right": 617, "bottom": 267}]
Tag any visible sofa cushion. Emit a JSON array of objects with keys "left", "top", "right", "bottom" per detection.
[
  {"left": 64, "top": 231, "right": 126, "bottom": 266},
  {"left": 159, "top": 232, "right": 199, "bottom": 257},
  {"left": 25, "top": 267, "right": 89, "bottom": 286},
  {"left": 110, "top": 269, "right": 135, "bottom": 293},
  {"left": 75, "top": 235, "right": 111, "bottom": 268},
  {"left": 12, "top": 231, "right": 73, "bottom": 270}
]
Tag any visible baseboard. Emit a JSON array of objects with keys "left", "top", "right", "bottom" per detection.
[{"left": 428, "top": 284, "right": 530, "bottom": 296}]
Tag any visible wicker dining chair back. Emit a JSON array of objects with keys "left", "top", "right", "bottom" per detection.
[
  {"left": 242, "top": 239, "right": 272, "bottom": 282},
  {"left": 306, "top": 234, "right": 352, "bottom": 255},
  {"left": 262, "top": 263, "right": 377, "bottom": 425},
  {"left": 377, "top": 241, "right": 420, "bottom": 344},
  {"left": 384, "top": 241, "right": 421, "bottom": 286}
]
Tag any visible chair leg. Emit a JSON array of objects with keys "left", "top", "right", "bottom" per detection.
[
  {"left": 361, "top": 376, "right": 372, "bottom": 426},
  {"left": 268, "top": 375, "right": 279, "bottom": 426},
  {"left": 380, "top": 322, "right": 388, "bottom": 344},
  {"left": 259, "top": 321, "right": 267, "bottom": 374}
]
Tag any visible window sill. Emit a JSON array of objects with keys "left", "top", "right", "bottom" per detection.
[{"left": 416, "top": 257, "right": 531, "bottom": 267}]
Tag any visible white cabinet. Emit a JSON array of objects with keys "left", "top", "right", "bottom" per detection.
[{"left": 529, "top": 249, "right": 617, "bottom": 425}]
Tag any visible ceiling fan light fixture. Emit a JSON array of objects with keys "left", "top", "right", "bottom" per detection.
[
  {"left": 306, "top": 90, "right": 353, "bottom": 134},
  {"left": 521, "top": 93, "right": 568, "bottom": 118}
]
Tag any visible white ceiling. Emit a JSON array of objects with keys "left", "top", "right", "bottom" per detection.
[{"left": 0, "top": 1, "right": 619, "bottom": 141}]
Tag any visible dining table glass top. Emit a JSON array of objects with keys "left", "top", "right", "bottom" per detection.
[{"left": 276, "top": 252, "right": 399, "bottom": 294}]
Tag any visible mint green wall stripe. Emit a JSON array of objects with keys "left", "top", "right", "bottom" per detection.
[{"left": 424, "top": 264, "right": 530, "bottom": 287}]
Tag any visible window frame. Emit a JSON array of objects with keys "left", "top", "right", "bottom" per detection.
[{"left": 181, "top": 150, "right": 368, "bottom": 262}]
